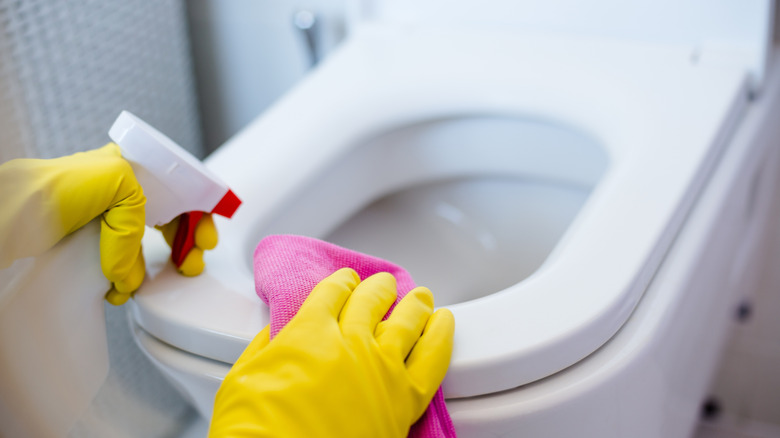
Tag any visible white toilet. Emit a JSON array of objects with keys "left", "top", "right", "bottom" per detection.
[{"left": 127, "top": 1, "right": 780, "bottom": 437}]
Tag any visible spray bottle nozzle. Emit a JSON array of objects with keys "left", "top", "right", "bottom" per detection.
[{"left": 109, "top": 111, "right": 242, "bottom": 267}]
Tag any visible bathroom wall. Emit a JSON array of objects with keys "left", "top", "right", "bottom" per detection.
[
  {"left": 0, "top": 0, "right": 203, "bottom": 161},
  {"left": 185, "top": 0, "right": 347, "bottom": 154},
  {"left": 0, "top": 1, "right": 203, "bottom": 436},
  {"left": 703, "top": 74, "right": 780, "bottom": 432},
  {"left": 776, "top": 4, "right": 780, "bottom": 43},
  {"left": 700, "top": 7, "right": 780, "bottom": 428}
]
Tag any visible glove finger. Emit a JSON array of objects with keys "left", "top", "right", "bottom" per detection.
[
  {"left": 104, "top": 249, "right": 145, "bottom": 306},
  {"left": 112, "top": 248, "right": 146, "bottom": 293},
  {"left": 405, "top": 308, "right": 455, "bottom": 399},
  {"left": 375, "top": 286, "right": 434, "bottom": 359},
  {"left": 177, "top": 247, "right": 205, "bottom": 277},
  {"left": 105, "top": 287, "right": 131, "bottom": 306},
  {"left": 157, "top": 216, "right": 179, "bottom": 248},
  {"left": 194, "top": 214, "right": 218, "bottom": 250},
  {"left": 298, "top": 268, "right": 360, "bottom": 320},
  {"left": 339, "top": 272, "right": 398, "bottom": 334},
  {"left": 99, "top": 166, "right": 146, "bottom": 287}
]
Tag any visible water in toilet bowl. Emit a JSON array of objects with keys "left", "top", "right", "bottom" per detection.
[{"left": 327, "top": 176, "right": 590, "bottom": 306}]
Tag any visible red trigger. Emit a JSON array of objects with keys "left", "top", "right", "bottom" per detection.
[{"left": 171, "top": 211, "right": 204, "bottom": 267}]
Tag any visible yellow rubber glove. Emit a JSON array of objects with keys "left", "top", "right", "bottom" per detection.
[
  {"left": 157, "top": 213, "right": 218, "bottom": 276},
  {"left": 0, "top": 143, "right": 219, "bottom": 304},
  {"left": 209, "top": 268, "right": 456, "bottom": 438},
  {"left": 0, "top": 143, "right": 146, "bottom": 305}
]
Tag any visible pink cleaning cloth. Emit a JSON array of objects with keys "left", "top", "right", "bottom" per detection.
[{"left": 254, "top": 234, "right": 457, "bottom": 438}]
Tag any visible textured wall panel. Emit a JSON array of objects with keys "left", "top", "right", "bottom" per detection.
[
  {"left": 0, "top": 0, "right": 203, "bottom": 161},
  {"left": 0, "top": 1, "right": 203, "bottom": 436}
]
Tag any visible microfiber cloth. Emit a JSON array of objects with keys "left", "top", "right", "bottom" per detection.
[{"left": 254, "top": 234, "right": 457, "bottom": 438}]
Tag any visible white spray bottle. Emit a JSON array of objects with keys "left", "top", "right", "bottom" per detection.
[{"left": 109, "top": 111, "right": 241, "bottom": 266}]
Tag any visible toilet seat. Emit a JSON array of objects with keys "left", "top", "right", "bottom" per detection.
[{"left": 131, "top": 26, "right": 751, "bottom": 398}]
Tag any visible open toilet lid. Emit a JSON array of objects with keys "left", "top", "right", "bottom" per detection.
[{"left": 131, "top": 27, "right": 753, "bottom": 399}]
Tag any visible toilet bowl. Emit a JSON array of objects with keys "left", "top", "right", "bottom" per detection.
[{"left": 129, "top": 2, "right": 779, "bottom": 436}]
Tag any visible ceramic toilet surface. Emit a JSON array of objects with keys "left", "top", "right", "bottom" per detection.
[{"left": 131, "top": 26, "right": 750, "bottom": 398}]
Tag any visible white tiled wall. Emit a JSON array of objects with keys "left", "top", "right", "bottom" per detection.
[
  {"left": 696, "top": 419, "right": 780, "bottom": 438},
  {"left": 696, "top": 136, "right": 780, "bottom": 436},
  {"left": 694, "top": 8, "right": 780, "bottom": 436}
]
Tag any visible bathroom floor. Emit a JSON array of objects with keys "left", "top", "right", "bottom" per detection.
[
  {"left": 182, "top": 415, "right": 780, "bottom": 438},
  {"left": 694, "top": 417, "right": 780, "bottom": 438}
]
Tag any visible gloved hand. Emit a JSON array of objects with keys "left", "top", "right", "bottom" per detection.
[
  {"left": 209, "top": 268, "right": 456, "bottom": 438},
  {"left": 0, "top": 143, "right": 218, "bottom": 305},
  {"left": 157, "top": 213, "right": 218, "bottom": 276},
  {"left": 0, "top": 143, "right": 145, "bottom": 305}
]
